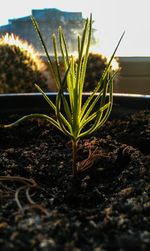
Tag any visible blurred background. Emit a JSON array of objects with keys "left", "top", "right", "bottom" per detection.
[{"left": 0, "top": 0, "right": 150, "bottom": 94}]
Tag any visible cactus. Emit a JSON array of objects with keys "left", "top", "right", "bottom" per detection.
[
  {"left": 83, "top": 52, "right": 120, "bottom": 91},
  {"left": 0, "top": 33, "right": 49, "bottom": 93},
  {"left": 47, "top": 52, "right": 120, "bottom": 92}
]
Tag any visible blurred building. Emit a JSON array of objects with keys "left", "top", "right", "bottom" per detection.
[{"left": 0, "top": 8, "right": 96, "bottom": 54}]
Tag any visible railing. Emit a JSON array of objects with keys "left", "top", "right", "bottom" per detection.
[
  {"left": 41, "top": 55, "right": 150, "bottom": 95},
  {"left": 114, "top": 57, "right": 150, "bottom": 95}
]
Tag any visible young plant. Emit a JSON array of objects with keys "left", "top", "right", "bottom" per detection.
[{"left": 3, "top": 15, "right": 124, "bottom": 176}]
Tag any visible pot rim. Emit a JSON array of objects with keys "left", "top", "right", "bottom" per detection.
[
  {"left": 0, "top": 92, "right": 150, "bottom": 98},
  {"left": 0, "top": 92, "right": 150, "bottom": 116}
]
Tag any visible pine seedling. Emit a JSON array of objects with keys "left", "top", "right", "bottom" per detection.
[{"left": 3, "top": 15, "right": 124, "bottom": 176}]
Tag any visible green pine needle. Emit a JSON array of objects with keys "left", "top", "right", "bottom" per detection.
[{"left": 3, "top": 14, "right": 124, "bottom": 176}]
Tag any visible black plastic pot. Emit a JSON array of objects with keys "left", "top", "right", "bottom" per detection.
[
  {"left": 0, "top": 93, "right": 149, "bottom": 251},
  {"left": 0, "top": 93, "right": 150, "bottom": 118}
]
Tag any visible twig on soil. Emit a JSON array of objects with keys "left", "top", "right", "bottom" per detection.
[
  {"left": 0, "top": 175, "right": 49, "bottom": 216},
  {"left": 77, "top": 147, "right": 107, "bottom": 172}
]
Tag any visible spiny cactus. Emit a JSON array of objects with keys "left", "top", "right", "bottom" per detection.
[
  {"left": 0, "top": 33, "right": 50, "bottom": 93},
  {"left": 83, "top": 52, "right": 120, "bottom": 91},
  {"left": 46, "top": 52, "right": 120, "bottom": 92}
]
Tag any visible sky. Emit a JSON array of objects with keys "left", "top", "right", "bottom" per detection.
[{"left": 1, "top": 0, "right": 150, "bottom": 56}]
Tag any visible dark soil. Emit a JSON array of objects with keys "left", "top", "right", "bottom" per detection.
[{"left": 0, "top": 110, "right": 150, "bottom": 251}]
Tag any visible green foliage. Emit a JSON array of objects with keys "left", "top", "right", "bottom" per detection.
[
  {"left": 0, "top": 33, "right": 49, "bottom": 93},
  {"left": 4, "top": 15, "right": 124, "bottom": 175}
]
